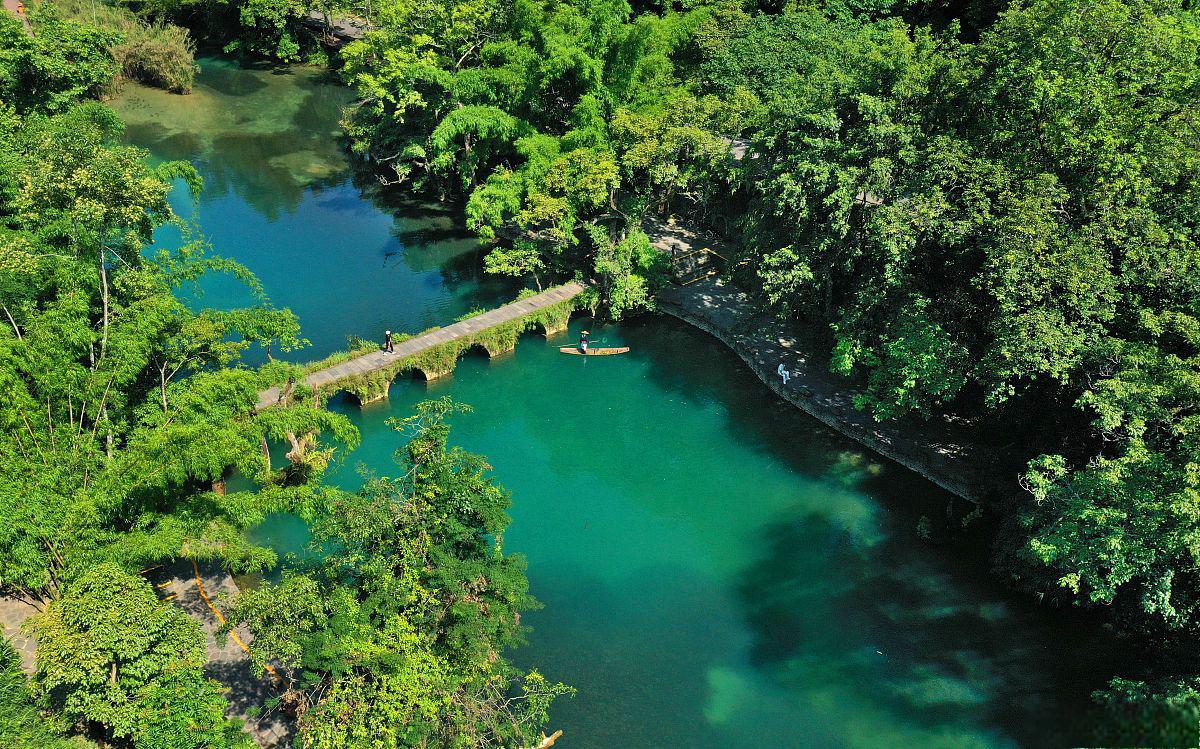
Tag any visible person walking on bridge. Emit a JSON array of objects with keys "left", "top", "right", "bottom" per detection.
[{"left": 384, "top": 330, "right": 394, "bottom": 354}]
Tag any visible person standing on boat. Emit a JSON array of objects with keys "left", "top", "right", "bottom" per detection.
[
  {"left": 579, "top": 330, "right": 590, "bottom": 354},
  {"left": 384, "top": 330, "right": 394, "bottom": 354}
]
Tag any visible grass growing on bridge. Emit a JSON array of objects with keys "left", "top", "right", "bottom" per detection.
[
  {"left": 334, "top": 295, "right": 578, "bottom": 403},
  {"left": 261, "top": 287, "right": 584, "bottom": 407},
  {"left": 298, "top": 329, "right": 432, "bottom": 375}
]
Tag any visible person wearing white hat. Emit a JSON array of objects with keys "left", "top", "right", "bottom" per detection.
[{"left": 384, "top": 330, "right": 394, "bottom": 353}]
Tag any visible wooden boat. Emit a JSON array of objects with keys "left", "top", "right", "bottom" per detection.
[{"left": 559, "top": 346, "right": 630, "bottom": 356}]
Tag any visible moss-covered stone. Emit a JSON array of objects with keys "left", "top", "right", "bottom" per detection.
[{"left": 323, "top": 294, "right": 579, "bottom": 405}]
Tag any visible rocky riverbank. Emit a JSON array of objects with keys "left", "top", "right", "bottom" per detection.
[{"left": 657, "top": 277, "right": 1006, "bottom": 503}]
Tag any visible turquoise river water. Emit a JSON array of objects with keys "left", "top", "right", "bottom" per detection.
[{"left": 114, "top": 58, "right": 1119, "bottom": 748}]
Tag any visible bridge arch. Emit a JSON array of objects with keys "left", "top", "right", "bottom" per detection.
[
  {"left": 252, "top": 282, "right": 585, "bottom": 412},
  {"left": 411, "top": 363, "right": 453, "bottom": 382},
  {"left": 525, "top": 319, "right": 558, "bottom": 338}
]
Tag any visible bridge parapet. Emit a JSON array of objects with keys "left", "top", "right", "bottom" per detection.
[{"left": 256, "top": 282, "right": 585, "bottom": 410}]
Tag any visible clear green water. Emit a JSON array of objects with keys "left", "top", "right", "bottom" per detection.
[
  {"left": 114, "top": 58, "right": 1116, "bottom": 748},
  {"left": 113, "top": 57, "right": 515, "bottom": 358}
]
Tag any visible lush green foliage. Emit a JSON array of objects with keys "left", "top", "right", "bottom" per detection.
[
  {"left": 0, "top": 641, "right": 86, "bottom": 749},
  {"left": 141, "top": 0, "right": 336, "bottom": 62},
  {"left": 0, "top": 101, "right": 350, "bottom": 602},
  {"left": 223, "top": 398, "right": 572, "bottom": 748},
  {"left": 332, "top": 0, "right": 1200, "bottom": 734},
  {"left": 29, "top": 565, "right": 252, "bottom": 749},
  {"left": 7, "top": 0, "right": 1200, "bottom": 740},
  {"left": 719, "top": 1, "right": 1199, "bottom": 728},
  {"left": 1, "top": 26, "right": 566, "bottom": 747},
  {"left": 0, "top": 97, "right": 342, "bottom": 746},
  {"left": 722, "top": 0, "right": 1200, "bottom": 646},
  {"left": 0, "top": 10, "right": 118, "bottom": 113},
  {"left": 337, "top": 0, "right": 736, "bottom": 315},
  {"left": 226, "top": 0, "right": 304, "bottom": 59},
  {"left": 40, "top": 0, "right": 199, "bottom": 93},
  {"left": 1093, "top": 676, "right": 1200, "bottom": 747},
  {"left": 0, "top": 34, "right": 344, "bottom": 747}
]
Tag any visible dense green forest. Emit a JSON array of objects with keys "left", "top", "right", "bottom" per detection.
[
  {"left": 0, "top": 11, "right": 568, "bottom": 748},
  {"left": 321, "top": 0, "right": 1199, "bottom": 738},
  {"left": 2, "top": 0, "right": 1200, "bottom": 745}
]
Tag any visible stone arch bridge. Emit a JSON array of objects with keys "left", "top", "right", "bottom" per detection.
[{"left": 255, "top": 282, "right": 585, "bottom": 409}]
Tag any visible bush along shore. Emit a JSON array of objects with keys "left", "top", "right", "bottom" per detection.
[{"left": 30, "top": 0, "right": 198, "bottom": 93}]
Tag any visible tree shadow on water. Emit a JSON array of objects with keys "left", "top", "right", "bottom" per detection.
[
  {"left": 735, "top": 510, "right": 1115, "bottom": 747},
  {"left": 514, "top": 564, "right": 748, "bottom": 749},
  {"left": 618, "top": 315, "right": 889, "bottom": 482},
  {"left": 122, "top": 122, "right": 205, "bottom": 162},
  {"left": 607, "top": 315, "right": 1124, "bottom": 745},
  {"left": 199, "top": 63, "right": 271, "bottom": 97}
]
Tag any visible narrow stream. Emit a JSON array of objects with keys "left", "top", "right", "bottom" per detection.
[{"left": 114, "top": 57, "right": 1118, "bottom": 749}]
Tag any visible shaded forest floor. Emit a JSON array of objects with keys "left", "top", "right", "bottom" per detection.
[{"left": 0, "top": 563, "right": 292, "bottom": 748}]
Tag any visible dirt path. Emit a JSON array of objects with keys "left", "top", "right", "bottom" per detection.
[
  {"left": 0, "top": 562, "right": 292, "bottom": 748},
  {"left": 2, "top": 0, "right": 31, "bottom": 31},
  {"left": 0, "top": 596, "right": 38, "bottom": 673},
  {"left": 151, "top": 561, "right": 294, "bottom": 747}
]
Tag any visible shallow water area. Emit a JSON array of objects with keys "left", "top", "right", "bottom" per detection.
[{"left": 112, "top": 56, "right": 1119, "bottom": 749}]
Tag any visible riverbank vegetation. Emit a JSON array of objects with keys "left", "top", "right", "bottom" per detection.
[
  {"left": 40, "top": 0, "right": 199, "bottom": 92},
  {"left": 312, "top": 0, "right": 1199, "bottom": 739},
  {"left": 0, "top": 25, "right": 567, "bottom": 749},
  {"left": 24, "top": 0, "right": 198, "bottom": 93},
  {"left": 136, "top": 0, "right": 326, "bottom": 62},
  {"left": 5, "top": 0, "right": 1200, "bottom": 742},
  {"left": 222, "top": 398, "right": 572, "bottom": 748}
]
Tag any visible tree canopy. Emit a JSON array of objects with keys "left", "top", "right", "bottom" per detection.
[
  {"left": 5, "top": 0, "right": 1200, "bottom": 743},
  {"left": 0, "top": 15, "right": 567, "bottom": 748}
]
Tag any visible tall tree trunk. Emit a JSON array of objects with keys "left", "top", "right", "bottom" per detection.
[
  {"left": 103, "top": 405, "right": 113, "bottom": 460},
  {"left": 99, "top": 245, "right": 110, "bottom": 357},
  {"left": 2, "top": 304, "right": 21, "bottom": 339},
  {"left": 160, "top": 366, "right": 169, "bottom": 414},
  {"left": 463, "top": 132, "right": 475, "bottom": 189}
]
